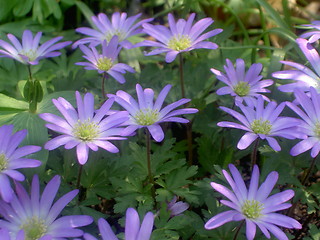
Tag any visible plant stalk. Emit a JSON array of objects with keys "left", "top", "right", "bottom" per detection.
[
  {"left": 101, "top": 72, "right": 108, "bottom": 99},
  {"left": 146, "top": 130, "right": 156, "bottom": 204},
  {"left": 250, "top": 138, "right": 260, "bottom": 171},
  {"left": 233, "top": 220, "right": 245, "bottom": 240}
]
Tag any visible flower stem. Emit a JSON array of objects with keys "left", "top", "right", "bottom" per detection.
[
  {"left": 179, "top": 54, "right": 193, "bottom": 165},
  {"left": 250, "top": 138, "right": 260, "bottom": 171},
  {"left": 76, "top": 164, "right": 83, "bottom": 190},
  {"left": 146, "top": 130, "right": 156, "bottom": 205},
  {"left": 301, "top": 155, "right": 318, "bottom": 186},
  {"left": 179, "top": 54, "right": 186, "bottom": 99},
  {"left": 233, "top": 220, "right": 245, "bottom": 240},
  {"left": 101, "top": 72, "right": 108, "bottom": 99}
]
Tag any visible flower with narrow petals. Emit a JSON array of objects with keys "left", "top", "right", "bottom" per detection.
[
  {"left": 107, "top": 84, "right": 198, "bottom": 142},
  {"left": 138, "top": 13, "right": 223, "bottom": 63},
  {"left": 217, "top": 96, "right": 305, "bottom": 151},
  {"left": 273, "top": 38, "right": 320, "bottom": 93},
  {"left": 212, "top": 59, "right": 273, "bottom": 106},
  {"left": 287, "top": 87, "right": 320, "bottom": 157},
  {"left": 39, "top": 91, "right": 129, "bottom": 165},
  {"left": 205, "top": 164, "right": 302, "bottom": 240},
  {"left": 0, "top": 125, "right": 41, "bottom": 202},
  {"left": 300, "top": 20, "right": 320, "bottom": 43},
  {"left": 0, "top": 30, "right": 71, "bottom": 65},
  {"left": 83, "top": 208, "right": 154, "bottom": 240},
  {"left": 73, "top": 12, "right": 153, "bottom": 48},
  {"left": 76, "top": 36, "right": 135, "bottom": 84},
  {"left": 0, "top": 175, "right": 93, "bottom": 239}
]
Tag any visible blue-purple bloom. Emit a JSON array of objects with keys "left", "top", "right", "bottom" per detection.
[
  {"left": 212, "top": 58, "right": 273, "bottom": 106},
  {"left": 83, "top": 208, "right": 154, "bottom": 240},
  {"left": 0, "top": 30, "right": 71, "bottom": 65},
  {"left": 139, "top": 13, "right": 223, "bottom": 63},
  {"left": 39, "top": 91, "right": 129, "bottom": 165},
  {"left": 300, "top": 20, "right": 320, "bottom": 43},
  {"left": 205, "top": 164, "right": 302, "bottom": 240},
  {"left": 273, "top": 38, "right": 320, "bottom": 93},
  {"left": 217, "top": 96, "right": 304, "bottom": 151},
  {"left": 76, "top": 36, "right": 135, "bottom": 84},
  {"left": 0, "top": 125, "right": 41, "bottom": 202},
  {"left": 73, "top": 12, "right": 152, "bottom": 48},
  {"left": 167, "top": 196, "right": 189, "bottom": 217},
  {"left": 107, "top": 84, "right": 198, "bottom": 142},
  {"left": 287, "top": 87, "right": 320, "bottom": 157},
  {"left": 0, "top": 175, "right": 93, "bottom": 239}
]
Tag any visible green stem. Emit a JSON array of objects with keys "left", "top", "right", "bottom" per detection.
[
  {"left": 251, "top": 138, "right": 260, "bottom": 171},
  {"left": 101, "top": 73, "right": 108, "bottom": 99},
  {"left": 26, "top": 65, "right": 37, "bottom": 113},
  {"left": 76, "top": 164, "right": 83, "bottom": 190},
  {"left": 233, "top": 220, "right": 245, "bottom": 240},
  {"left": 146, "top": 130, "right": 156, "bottom": 204},
  {"left": 27, "top": 64, "right": 32, "bottom": 81},
  {"left": 179, "top": 54, "right": 186, "bottom": 99},
  {"left": 301, "top": 155, "right": 318, "bottom": 186},
  {"left": 258, "top": 4, "right": 271, "bottom": 58}
]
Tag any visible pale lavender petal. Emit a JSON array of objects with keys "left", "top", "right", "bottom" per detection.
[{"left": 204, "top": 210, "right": 239, "bottom": 229}]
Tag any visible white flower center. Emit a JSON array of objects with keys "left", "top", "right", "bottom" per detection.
[
  {"left": 314, "top": 122, "right": 320, "bottom": 137},
  {"left": 73, "top": 119, "right": 99, "bottom": 142},
  {"left": 20, "top": 217, "right": 48, "bottom": 240},
  {"left": 0, "top": 153, "right": 8, "bottom": 171},
  {"left": 241, "top": 199, "right": 264, "bottom": 219},
  {"left": 96, "top": 57, "right": 113, "bottom": 72},
  {"left": 167, "top": 34, "right": 192, "bottom": 51},
  {"left": 134, "top": 108, "right": 160, "bottom": 126},
  {"left": 233, "top": 81, "right": 250, "bottom": 97},
  {"left": 20, "top": 50, "right": 37, "bottom": 62},
  {"left": 251, "top": 119, "right": 272, "bottom": 135}
]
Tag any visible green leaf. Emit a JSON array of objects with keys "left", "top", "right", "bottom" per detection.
[
  {"left": 75, "top": 1, "right": 94, "bottom": 27},
  {"left": 13, "top": 0, "right": 33, "bottom": 17},
  {"left": 37, "top": 91, "right": 76, "bottom": 114},
  {"left": 0, "top": 93, "right": 28, "bottom": 110}
]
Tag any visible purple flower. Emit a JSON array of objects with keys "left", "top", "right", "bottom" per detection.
[
  {"left": 212, "top": 58, "right": 273, "bottom": 106},
  {"left": 83, "top": 208, "right": 154, "bottom": 240},
  {"left": 0, "top": 175, "right": 93, "bottom": 239},
  {"left": 205, "top": 164, "right": 302, "bottom": 240},
  {"left": 39, "top": 91, "right": 129, "bottom": 165},
  {"left": 300, "top": 20, "right": 320, "bottom": 43},
  {"left": 76, "top": 36, "right": 135, "bottom": 84},
  {"left": 107, "top": 84, "right": 198, "bottom": 142},
  {"left": 286, "top": 87, "right": 320, "bottom": 157},
  {"left": 273, "top": 38, "right": 320, "bottom": 93},
  {"left": 0, "top": 125, "right": 41, "bottom": 202},
  {"left": 0, "top": 30, "right": 71, "bottom": 65},
  {"left": 73, "top": 12, "right": 153, "bottom": 48},
  {"left": 139, "top": 13, "right": 223, "bottom": 63},
  {"left": 217, "top": 96, "right": 305, "bottom": 151},
  {"left": 167, "top": 196, "right": 189, "bottom": 217}
]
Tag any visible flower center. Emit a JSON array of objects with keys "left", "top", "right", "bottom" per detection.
[
  {"left": 233, "top": 81, "right": 250, "bottom": 97},
  {"left": 314, "top": 122, "right": 320, "bottom": 137},
  {"left": 0, "top": 153, "right": 8, "bottom": 171},
  {"left": 167, "top": 35, "right": 192, "bottom": 51},
  {"left": 20, "top": 50, "right": 37, "bottom": 62},
  {"left": 242, "top": 200, "right": 264, "bottom": 219},
  {"left": 134, "top": 108, "right": 160, "bottom": 126},
  {"left": 96, "top": 57, "right": 113, "bottom": 72},
  {"left": 20, "top": 217, "right": 47, "bottom": 240},
  {"left": 106, "top": 30, "right": 126, "bottom": 42},
  {"left": 251, "top": 119, "right": 272, "bottom": 135},
  {"left": 73, "top": 119, "right": 99, "bottom": 142}
]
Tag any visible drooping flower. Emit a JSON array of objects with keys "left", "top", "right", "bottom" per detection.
[
  {"left": 138, "top": 13, "right": 223, "bottom": 63},
  {"left": 212, "top": 58, "right": 273, "bottom": 106},
  {"left": 272, "top": 38, "right": 320, "bottom": 93},
  {"left": 76, "top": 36, "right": 135, "bottom": 84},
  {"left": 0, "top": 125, "right": 41, "bottom": 202},
  {"left": 83, "top": 208, "right": 154, "bottom": 240},
  {"left": 107, "top": 84, "right": 198, "bottom": 142},
  {"left": 205, "top": 164, "right": 302, "bottom": 240},
  {"left": 167, "top": 196, "right": 189, "bottom": 217},
  {"left": 39, "top": 91, "right": 129, "bottom": 165},
  {"left": 73, "top": 12, "right": 153, "bottom": 48},
  {"left": 287, "top": 87, "right": 320, "bottom": 157},
  {"left": 0, "top": 174, "right": 93, "bottom": 239},
  {"left": 300, "top": 20, "right": 320, "bottom": 43},
  {"left": 0, "top": 30, "right": 71, "bottom": 65},
  {"left": 217, "top": 96, "right": 305, "bottom": 151}
]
